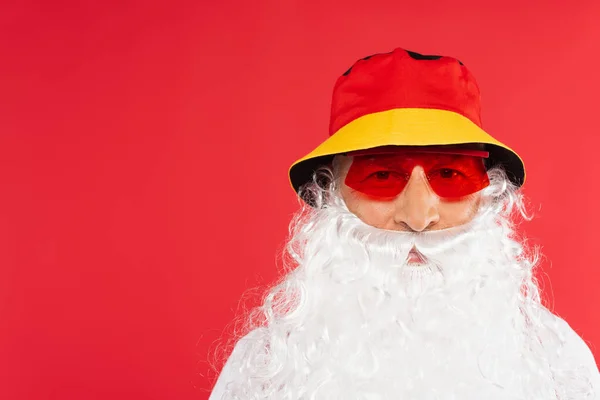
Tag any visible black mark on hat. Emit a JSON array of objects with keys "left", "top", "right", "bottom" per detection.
[
  {"left": 406, "top": 50, "right": 442, "bottom": 60},
  {"left": 345, "top": 50, "right": 457, "bottom": 76},
  {"left": 407, "top": 49, "right": 464, "bottom": 66}
]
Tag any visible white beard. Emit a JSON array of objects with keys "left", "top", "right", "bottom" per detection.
[{"left": 222, "top": 197, "right": 592, "bottom": 400}]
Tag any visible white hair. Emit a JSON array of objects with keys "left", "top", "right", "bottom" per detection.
[{"left": 215, "top": 164, "right": 594, "bottom": 400}]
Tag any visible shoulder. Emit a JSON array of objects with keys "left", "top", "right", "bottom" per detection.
[
  {"left": 539, "top": 307, "right": 600, "bottom": 395},
  {"left": 539, "top": 308, "right": 597, "bottom": 363},
  {"left": 209, "top": 328, "right": 266, "bottom": 400}
]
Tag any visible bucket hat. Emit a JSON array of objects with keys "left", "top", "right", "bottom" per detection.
[{"left": 288, "top": 47, "right": 525, "bottom": 194}]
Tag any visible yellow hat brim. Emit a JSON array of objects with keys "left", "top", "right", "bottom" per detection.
[{"left": 289, "top": 108, "right": 525, "bottom": 193}]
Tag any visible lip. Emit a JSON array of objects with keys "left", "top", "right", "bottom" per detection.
[{"left": 407, "top": 247, "right": 427, "bottom": 265}]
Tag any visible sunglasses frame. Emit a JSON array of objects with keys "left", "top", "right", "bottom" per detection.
[{"left": 344, "top": 146, "right": 490, "bottom": 200}]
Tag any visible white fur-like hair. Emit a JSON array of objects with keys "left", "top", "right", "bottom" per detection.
[{"left": 217, "top": 164, "right": 594, "bottom": 400}]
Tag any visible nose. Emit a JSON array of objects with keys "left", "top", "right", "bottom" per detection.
[{"left": 393, "top": 166, "right": 440, "bottom": 232}]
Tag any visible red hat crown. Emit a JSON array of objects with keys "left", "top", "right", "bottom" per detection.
[{"left": 329, "top": 48, "right": 482, "bottom": 136}]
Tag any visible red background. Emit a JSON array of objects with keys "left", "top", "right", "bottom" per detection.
[{"left": 1, "top": 1, "right": 599, "bottom": 399}]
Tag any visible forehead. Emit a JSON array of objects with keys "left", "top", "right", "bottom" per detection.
[
  {"left": 336, "top": 147, "right": 484, "bottom": 170},
  {"left": 336, "top": 144, "right": 484, "bottom": 166}
]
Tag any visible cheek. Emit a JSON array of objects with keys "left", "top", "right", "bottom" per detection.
[
  {"left": 341, "top": 185, "right": 397, "bottom": 229},
  {"left": 438, "top": 194, "right": 481, "bottom": 225}
]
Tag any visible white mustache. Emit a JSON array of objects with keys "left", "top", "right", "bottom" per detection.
[
  {"left": 337, "top": 211, "right": 499, "bottom": 265},
  {"left": 411, "top": 221, "right": 494, "bottom": 255}
]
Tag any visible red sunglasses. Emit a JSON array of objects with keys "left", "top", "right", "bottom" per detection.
[{"left": 344, "top": 147, "right": 490, "bottom": 199}]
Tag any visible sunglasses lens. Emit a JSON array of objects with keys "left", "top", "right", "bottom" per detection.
[
  {"left": 345, "top": 153, "right": 489, "bottom": 199},
  {"left": 345, "top": 167, "right": 407, "bottom": 198},
  {"left": 427, "top": 159, "right": 489, "bottom": 198}
]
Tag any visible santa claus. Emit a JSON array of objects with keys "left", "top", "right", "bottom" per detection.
[{"left": 209, "top": 47, "right": 600, "bottom": 399}]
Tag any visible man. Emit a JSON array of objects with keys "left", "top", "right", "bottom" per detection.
[{"left": 209, "top": 47, "right": 600, "bottom": 399}]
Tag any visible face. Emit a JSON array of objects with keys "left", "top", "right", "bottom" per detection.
[
  {"left": 338, "top": 153, "right": 483, "bottom": 232},
  {"left": 227, "top": 169, "right": 560, "bottom": 398}
]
